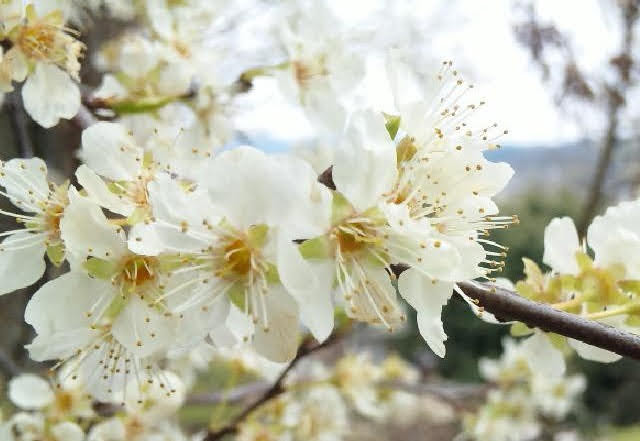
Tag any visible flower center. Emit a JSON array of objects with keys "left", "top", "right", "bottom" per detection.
[
  {"left": 120, "top": 256, "right": 157, "bottom": 288},
  {"left": 15, "top": 19, "right": 83, "bottom": 79},
  {"left": 217, "top": 238, "right": 253, "bottom": 278},
  {"left": 331, "top": 220, "right": 380, "bottom": 255}
]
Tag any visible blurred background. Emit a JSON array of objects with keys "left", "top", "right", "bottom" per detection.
[{"left": 1, "top": 0, "right": 640, "bottom": 440}]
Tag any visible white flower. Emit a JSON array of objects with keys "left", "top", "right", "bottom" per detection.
[
  {"left": 24, "top": 188, "right": 182, "bottom": 401},
  {"left": 1, "top": 4, "right": 83, "bottom": 126},
  {"left": 8, "top": 374, "right": 55, "bottom": 410},
  {"left": 133, "top": 146, "right": 332, "bottom": 362},
  {"left": 283, "top": 385, "right": 347, "bottom": 441},
  {"left": 543, "top": 217, "right": 581, "bottom": 275},
  {"left": 273, "top": 0, "right": 365, "bottom": 133},
  {"left": 0, "top": 158, "right": 69, "bottom": 295},
  {"left": 468, "top": 389, "right": 542, "bottom": 441},
  {"left": 303, "top": 103, "right": 512, "bottom": 356},
  {"left": 587, "top": 199, "right": 640, "bottom": 279},
  {"left": 531, "top": 373, "right": 586, "bottom": 420},
  {"left": 541, "top": 205, "right": 640, "bottom": 363}
]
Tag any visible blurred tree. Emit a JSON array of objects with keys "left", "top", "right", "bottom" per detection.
[{"left": 514, "top": 0, "right": 640, "bottom": 237}]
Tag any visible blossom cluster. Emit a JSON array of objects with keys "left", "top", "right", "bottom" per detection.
[
  {"left": 0, "top": 0, "right": 516, "bottom": 405},
  {"left": 464, "top": 334, "right": 586, "bottom": 441},
  {"left": 235, "top": 352, "right": 423, "bottom": 441},
  {"left": 514, "top": 197, "right": 640, "bottom": 362},
  {"left": 0, "top": 369, "right": 194, "bottom": 441}
]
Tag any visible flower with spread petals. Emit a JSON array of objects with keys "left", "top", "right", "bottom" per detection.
[
  {"left": 0, "top": 157, "right": 69, "bottom": 295},
  {"left": 302, "top": 103, "right": 513, "bottom": 356},
  {"left": 0, "top": 3, "right": 83, "bottom": 127},
  {"left": 520, "top": 200, "right": 640, "bottom": 362},
  {"left": 24, "top": 189, "right": 183, "bottom": 401},
  {"left": 2, "top": 373, "right": 89, "bottom": 441},
  {"left": 131, "top": 146, "right": 332, "bottom": 362}
]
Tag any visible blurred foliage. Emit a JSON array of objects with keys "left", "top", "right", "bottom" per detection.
[{"left": 491, "top": 189, "right": 582, "bottom": 281}]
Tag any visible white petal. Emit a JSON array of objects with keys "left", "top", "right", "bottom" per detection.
[
  {"left": 332, "top": 110, "right": 397, "bottom": 212},
  {"left": 0, "top": 231, "right": 46, "bottom": 295},
  {"left": 588, "top": 200, "right": 640, "bottom": 278},
  {"left": 24, "top": 272, "right": 112, "bottom": 360},
  {"left": 277, "top": 234, "right": 334, "bottom": 342},
  {"left": 127, "top": 222, "right": 165, "bottom": 256},
  {"left": 8, "top": 374, "right": 54, "bottom": 409},
  {"left": 51, "top": 422, "right": 84, "bottom": 441},
  {"left": 543, "top": 217, "right": 580, "bottom": 275},
  {"left": 119, "top": 36, "right": 158, "bottom": 78},
  {"left": 0, "top": 157, "right": 50, "bottom": 210},
  {"left": 60, "top": 187, "right": 128, "bottom": 263},
  {"left": 210, "top": 304, "right": 254, "bottom": 347},
  {"left": 201, "top": 146, "right": 310, "bottom": 229},
  {"left": 22, "top": 63, "right": 80, "bottom": 128},
  {"left": 76, "top": 165, "right": 134, "bottom": 216},
  {"left": 79, "top": 122, "right": 142, "bottom": 181},
  {"left": 145, "top": 173, "right": 217, "bottom": 252},
  {"left": 521, "top": 332, "right": 565, "bottom": 377},
  {"left": 252, "top": 286, "right": 300, "bottom": 362},
  {"left": 111, "top": 296, "right": 175, "bottom": 358},
  {"left": 568, "top": 338, "right": 621, "bottom": 363},
  {"left": 398, "top": 268, "right": 453, "bottom": 357}
]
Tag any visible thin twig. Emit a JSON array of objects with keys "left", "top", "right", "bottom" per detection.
[
  {"left": 203, "top": 332, "right": 344, "bottom": 441},
  {"left": 73, "top": 104, "right": 97, "bottom": 129},
  {"left": 7, "top": 90, "right": 35, "bottom": 158},
  {"left": 458, "top": 281, "right": 640, "bottom": 360}
]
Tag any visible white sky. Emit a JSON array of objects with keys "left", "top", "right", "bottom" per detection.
[{"left": 237, "top": 0, "right": 626, "bottom": 147}]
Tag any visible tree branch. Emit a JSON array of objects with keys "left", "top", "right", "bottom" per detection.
[
  {"left": 203, "top": 331, "right": 345, "bottom": 441},
  {"left": 7, "top": 90, "right": 35, "bottom": 159},
  {"left": 457, "top": 281, "right": 640, "bottom": 360},
  {"left": 0, "top": 348, "right": 19, "bottom": 378}
]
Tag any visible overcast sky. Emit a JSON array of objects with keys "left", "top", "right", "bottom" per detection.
[{"left": 237, "top": 0, "right": 627, "bottom": 148}]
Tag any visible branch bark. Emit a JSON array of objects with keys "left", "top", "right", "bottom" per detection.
[
  {"left": 203, "top": 332, "right": 344, "bottom": 441},
  {"left": 7, "top": 90, "right": 35, "bottom": 159},
  {"left": 457, "top": 281, "right": 640, "bottom": 360}
]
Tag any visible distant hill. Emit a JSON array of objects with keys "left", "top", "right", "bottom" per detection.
[{"left": 486, "top": 142, "right": 599, "bottom": 196}]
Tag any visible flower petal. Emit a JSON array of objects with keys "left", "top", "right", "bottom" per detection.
[
  {"left": 277, "top": 233, "right": 334, "bottom": 342},
  {"left": 22, "top": 63, "right": 80, "bottom": 128},
  {"left": 76, "top": 165, "right": 134, "bottom": 216},
  {"left": 0, "top": 157, "right": 50, "bottom": 211},
  {"left": 60, "top": 187, "right": 128, "bottom": 264},
  {"left": 8, "top": 374, "right": 54, "bottom": 409},
  {"left": 79, "top": 122, "right": 142, "bottom": 181},
  {"left": 543, "top": 217, "right": 580, "bottom": 275},
  {"left": 0, "top": 231, "right": 46, "bottom": 295},
  {"left": 252, "top": 286, "right": 300, "bottom": 362},
  {"left": 332, "top": 110, "right": 397, "bottom": 212},
  {"left": 398, "top": 268, "right": 453, "bottom": 357}
]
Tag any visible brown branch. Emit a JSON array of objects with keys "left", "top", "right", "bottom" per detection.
[
  {"left": 457, "top": 281, "right": 640, "bottom": 360},
  {"left": 73, "top": 104, "right": 98, "bottom": 129},
  {"left": 7, "top": 90, "right": 35, "bottom": 158},
  {"left": 203, "top": 332, "right": 345, "bottom": 441},
  {"left": 0, "top": 348, "right": 19, "bottom": 378}
]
